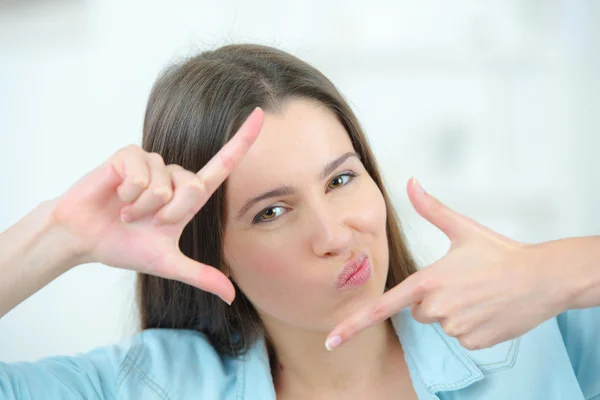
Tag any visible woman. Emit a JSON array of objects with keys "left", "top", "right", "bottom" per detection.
[{"left": 1, "top": 44, "right": 599, "bottom": 399}]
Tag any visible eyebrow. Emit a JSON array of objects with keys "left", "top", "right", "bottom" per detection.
[{"left": 236, "top": 151, "right": 360, "bottom": 220}]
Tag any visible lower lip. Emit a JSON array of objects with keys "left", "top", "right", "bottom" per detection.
[{"left": 339, "top": 258, "right": 371, "bottom": 289}]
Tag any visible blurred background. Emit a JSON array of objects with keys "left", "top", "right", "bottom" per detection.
[{"left": 1, "top": 0, "right": 598, "bottom": 362}]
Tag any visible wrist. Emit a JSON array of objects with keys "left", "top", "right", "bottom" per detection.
[
  {"left": 39, "top": 199, "right": 90, "bottom": 272},
  {"left": 560, "top": 236, "right": 600, "bottom": 310},
  {"left": 532, "top": 237, "right": 600, "bottom": 311}
]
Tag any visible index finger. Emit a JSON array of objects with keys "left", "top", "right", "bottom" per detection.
[
  {"left": 196, "top": 107, "right": 264, "bottom": 192},
  {"left": 324, "top": 271, "right": 425, "bottom": 351}
]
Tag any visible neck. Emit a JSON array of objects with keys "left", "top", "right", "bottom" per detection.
[{"left": 266, "top": 318, "right": 403, "bottom": 397}]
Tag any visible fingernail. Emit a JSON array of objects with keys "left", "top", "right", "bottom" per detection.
[
  {"left": 412, "top": 177, "right": 425, "bottom": 198},
  {"left": 121, "top": 213, "right": 132, "bottom": 223},
  {"left": 219, "top": 296, "right": 232, "bottom": 306},
  {"left": 325, "top": 335, "right": 342, "bottom": 351}
]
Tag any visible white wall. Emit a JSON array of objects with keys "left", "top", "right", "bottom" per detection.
[{"left": 1, "top": 0, "right": 598, "bottom": 362}]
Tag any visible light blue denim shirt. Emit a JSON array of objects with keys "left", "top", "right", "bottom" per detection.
[{"left": 2, "top": 306, "right": 599, "bottom": 399}]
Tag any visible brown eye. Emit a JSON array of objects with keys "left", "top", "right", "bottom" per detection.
[
  {"left": 253, "top": 206, "right": 286, "bottom": 224},
  {"left": 328, "top": 173, "right": 352, "bottom": 190},
  {"left": 261, "top": 208, "right": 276, "bottom": 220}
]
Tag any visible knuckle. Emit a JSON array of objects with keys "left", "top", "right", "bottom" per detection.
[
  {"left": 459, "top": 335, "right": 482, "bottom": 351},
  {"left": 368, "top": 303, "right": 388, "bottom": 324},
  {"left": 423, "top": 301, "right": 444, "bottom": 319},
  {"left": 441, "top": 318, "right": 465, "bottom": 337},
  {"left": 148, "top": 152, "right": 166, "bottom": 166},
  {"left": 152, "top": 187, "right": 173, "bottom": 203},
  {"left": 165, "top": 164, "right": 185, "bottom": 174},
  {"left": 124, "top": 144, "right": 141, "bottom": 153},
  {"left": 129, "top": 176, "right": 149, "bottom": 189},
  {"left": 414, "top": 273, "right": 438, "bottom": 296},
  {"left": 409, "top": 304, "right": 420, "bottom": 320},
  {"left": 219, "top": 149, "right": 235, "bottom": 170},
  {"left": 152, "top": 212, "right": 167, "bottom": 225},
  {"left": 426, "top": 292, "right": 454, "bottom": 318},
  {"left": 343, "top": 320, "right": 360, "bottom": 337},
  {"left": 430, "top": 198, "right": 445, "bottom": 217},
  {"left": 186, "top": 178, "right": 207, "bottom": 195},
  {"left": 412, "top": 279, "right": 428, "bottom": 299},
  {"left": 429, "top": 201, "right": 453, "bottom": 231},
  {"left": 112, "top": 145, "right": 138, "bottom": 163},
  {"left": 169, "top": 168, "right": 190, "bottom": 184},
  {"left": 427, "top": 197, "right": 449, "bottom": 223}
]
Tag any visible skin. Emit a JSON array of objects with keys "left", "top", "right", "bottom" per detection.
[
  {"left": 3, "top": 93, "right": 599, "bottom": 398},
  {"left": 327, "top": 181, "right": 600, "bottom": 353},
  {"left": 222, "top": 99, "right": 417, "bottom": 398},
  {"left": 0, "top": 108, "right": 265, "bottom": 318},
  {"left": 224, "top": 99, "right": 389, "bottom": 331}
]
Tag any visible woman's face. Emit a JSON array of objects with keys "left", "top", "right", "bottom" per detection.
[{"left": 223, "top": 99, "right": 389, "bottom": 332}]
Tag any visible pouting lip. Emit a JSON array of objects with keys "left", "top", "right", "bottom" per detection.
[{"left": 336, "top": 252, "right": 368, "bottom": 288}]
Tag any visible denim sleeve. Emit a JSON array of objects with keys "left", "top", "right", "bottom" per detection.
[
  {"left": 0, "top": 336, "right": 136, "bottom": 400},
  {"left": 557, "top": 306, "right": 600, "bottom": 400}
]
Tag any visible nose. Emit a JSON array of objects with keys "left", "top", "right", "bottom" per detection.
[{"left": 309, "top": 203, "right": 352, "bottom": 258}]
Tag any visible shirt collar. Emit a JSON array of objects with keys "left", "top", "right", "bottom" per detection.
[
  {"left": 239, "top": 335, "right": 277, "bottom": 400},
  {"left": 239, "top": 308, "right": 485, "bottom": 399}
]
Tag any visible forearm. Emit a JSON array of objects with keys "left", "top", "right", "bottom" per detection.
[
  {"left": 533, "top": 236, "right": 600, "bottom": 311},
  {"left": 0, "top": 200, "right": 80, "bottom": 318},
  {"left": 568, "top": 235, "right": 600, "bottom": 309}
]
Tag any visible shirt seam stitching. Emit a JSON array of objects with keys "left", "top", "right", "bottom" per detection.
[
  {"left": 476, "top": 338, "right": 515, "bottom": 367},
  {"left": 115, "top": 336, "right": 143, "bottom": 392},
  {"left": 114, "top": 334, "right": 171, "bottom": 400},
  {"left": 427, "top": 325, "right": 481, "bottom": 392},
  {"left": 127, "top": 362, "right": 172, "bottom": 400}
]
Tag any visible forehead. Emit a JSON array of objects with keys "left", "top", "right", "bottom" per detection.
[{"left": 226, "top": 99, "right": 355, "bottom": 197}]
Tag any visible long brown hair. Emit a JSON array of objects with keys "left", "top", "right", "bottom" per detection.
[{"left": 138, "top": 43, "right": 418, "bottom": 357}]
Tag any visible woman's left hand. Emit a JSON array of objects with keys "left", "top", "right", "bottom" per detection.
[{"left": 325, "top": 178, "right": 577, "bottom": 352}]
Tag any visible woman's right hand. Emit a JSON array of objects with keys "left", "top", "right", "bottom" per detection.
[{"left": 49, "top": 108, "right": 264, "bottom": 305}]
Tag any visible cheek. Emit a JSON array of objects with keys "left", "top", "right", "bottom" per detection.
[
  {"left": 228, "top": 242, "right": 284, "bottom": 278},
  {"left": 225, "top": 238, "right": 303, "bottom": 297},
  {"left": 226, "top": 241, "right": 320, "bottom": 322},
  {"left": 356, "top": 179, "right": 388, "bottom": 233},
  {"left": 357, "top": 180, "right": 390, "bottom": 278}
]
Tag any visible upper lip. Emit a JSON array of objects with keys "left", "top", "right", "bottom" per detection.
[{"left": 336, "top": 252, "right": 368, "bottom": 288}]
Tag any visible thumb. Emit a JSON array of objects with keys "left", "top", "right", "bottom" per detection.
[
  {"left": 66, "top": 162, "right": 124, "bottom": 208},
  {"left": 159, "top": 251, "right": 236, "bottom": 305},
  {"left": 407, "top": 177, "right": 471, "bottom": 243}
]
